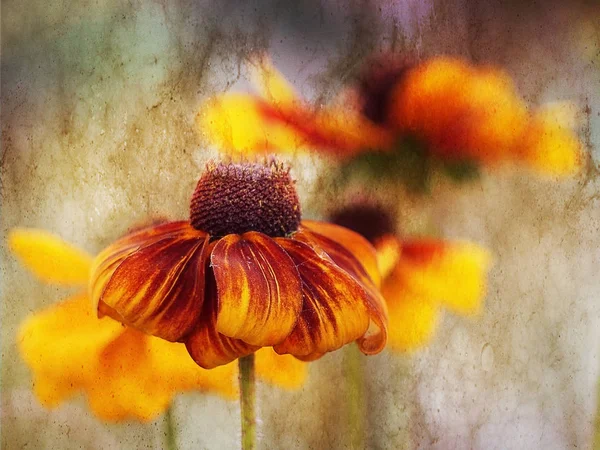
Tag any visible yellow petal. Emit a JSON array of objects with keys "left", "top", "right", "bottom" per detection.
[
  {"left": 373, "top": 234, "right": 402, "bottom": 281},
  {"left": 18, "top": 293, "right": 124, "bottom": 407},
  {"left": 198, "top": 94, "right": 305, "bottom": 155},
  {"left": 249, "top": 55, "right": 298, "bottom": 105},
  {"left": 383, "top": 290, "right": 439, "bottom": 352},
  {"left": 394, "top": 240, "right": 492, "bottom": 315},
  {"left": 519, "top": 108, "right": 583, "bottom": 176},
  {"left": 254, "top": 347, "right": 307, "bottom": 390},
  {"left": 8, "top": 228, "right": 92, "bottom": 285},
  {"left": 211, "top": 232, "right": 303, "bottom": 346}
]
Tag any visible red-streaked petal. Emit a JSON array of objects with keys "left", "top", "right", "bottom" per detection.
[
  {"left": 272, "top": 238, "right": 371, "bottom": 358},
  {"left": 292, "top": 226, "right": 388, "bottom": 355},
  {"left": 300, "top": 220, "right": 381, "bottom": 286},
  {"left": 211, "top": 232, "right": 302, "bottom": 346},
  {"left": 185, "top": 272, "right": 259, "bottom": 369},
  {"left": 90, "top": 222, "right": 208, "bottom": 342}
]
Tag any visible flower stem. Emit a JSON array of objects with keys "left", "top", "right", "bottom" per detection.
[
  {"left": 239, "top": 354, "right": 256, "bottom": 450},
  {"left": 346, "top": 343, "right": 365, "bottom": 449},
  {"left": 164, "top": 404, "right": 177, "bottom": 450}
]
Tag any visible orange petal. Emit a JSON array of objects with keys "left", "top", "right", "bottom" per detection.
[
  {"left": 293, "top": 226, "right": 388, "bottom": 355},
  {"left": 17, "top": 293, "right": 124, "bottom": 407},
  {"left": 272, "top": 238, "right": 371, "bottom": 358},
  {"left": 8, "top": 228, "right": 92, "bottom": 285},
  {"left": 211, "top": 232, "right": 303, "bottom": 346},
  {"left": 254, "top": 347, "right": 308, "bottom": 390},
  {"left": 185, "top": 272, "right": 259, "bottom": 369},
  {"left": 301, "top": 220, "right": 381, "bottom": 286},
  {"left": 394, "top": 239, "right": 491, "bottom": 315},
  {"left": 90, "top": 222, "right": 208, "bottom": 341}
]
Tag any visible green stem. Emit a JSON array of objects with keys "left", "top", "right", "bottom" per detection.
[
  {"left": 346, "top": 344, "right": 365, "bottom": 450},
  {"left": 164, "top": 404, "right": 177, "bottom": 450},
  {"left": 239, "top": 354, "right": 256, "bottom": 450}
]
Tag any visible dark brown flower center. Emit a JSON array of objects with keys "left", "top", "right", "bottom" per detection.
[
  {"left": 357, "top": 53, "right": 413, "bottom": 125},
  {"left": 330, "top": 203, "right": 396, "bottom": 244},
  {"left": 190, "top": 160, "right": 301, "bottom": 238}
]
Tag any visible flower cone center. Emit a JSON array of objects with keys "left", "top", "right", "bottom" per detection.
[{"left": 190, "top": 160, "right": 301, "bottom": 238}]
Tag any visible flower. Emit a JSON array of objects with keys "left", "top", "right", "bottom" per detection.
[
  {"left": 199, "top": 55, "right": 582, "bottom": 177},
  {"left": 89, "top": 160, "right": 388, "bottom": 369},
  {"left": 331, "top": 204, "right": 491, "bottom": 351},
  {"left": 10, "top": 227, "right": 307, "bottom": 422}
]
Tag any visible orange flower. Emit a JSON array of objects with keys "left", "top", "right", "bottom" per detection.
[
  {"left": 200, "top": 55, "right": 581, "bottom": 177},
  {"left": 10, "top": 228, "right": 307, "bottom": 422},
  {"left": 331, "top": 204, "right": 491, "bottom": 351},
  {"left": 90, "top": 160, "right": 387, "bottom": 369}
]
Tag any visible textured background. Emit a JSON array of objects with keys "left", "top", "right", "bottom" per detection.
[{"left": 2, "top": 0, "right": 600, "bottom": 449}]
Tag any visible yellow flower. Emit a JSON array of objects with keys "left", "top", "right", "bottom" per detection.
[
  {"left": 90, "top": 160, "right": 388, "bottom": 369},
  {"left": 330, "top": 204, "right": 491, "bottom": 351},
  {"left": 10, "top": 227, "right": 307, "bottom": 422},
  {"left": 200, "top": 55, "right": 582, "bottom": 176}
]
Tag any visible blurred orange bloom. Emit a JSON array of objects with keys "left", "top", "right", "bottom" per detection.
[
  {"left": 375, "top": 235, "right": 491, "bottom": 351},
  {"left": 200, "top": 55, "right": 581, "bottom": 176},
  {"left": 330, "top": 204, "right": 491, "bottom": 351},
  {"left": 10, "top": 228, "right": 307, "bottom": 422}
]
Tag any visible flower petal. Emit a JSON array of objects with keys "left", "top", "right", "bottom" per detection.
[
  {"left": 300, "top": 220, "right": 381, "bottom": 286},
  {"left": 272, "top": 238, "right": 371, "bottom": 358},
  {"left": 8, "top": 228, "right": 92, "bottom": 285},
  {"left": 254, "top": 347, "right": 308, "bottom": 390},
  {"left": 185, "top": 271, "right": 259, "bottom": 369},
  {"left": 90, "top": 221, "right": 208, "bottom": 341},
  {"left": 17, "top": 293, "right": 124, "bottom": 406},
  {"left": 293, "top": 226, "right": 388, "bottom": 355},
  {"left": 211, "top": 232, "right": 302, "bottom": 346},
  {"left": 382, "top": 287, "right": 440, "bottom": 352},
  {"left": 249, "top": 55, "right": 299, "bottom": 105},
  {"left": 395, "top": 239, "right": 492, "bottom": 314}
]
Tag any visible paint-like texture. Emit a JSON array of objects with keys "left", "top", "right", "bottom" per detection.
[{"left": 2, "top": 0, "right": 600, "bottom": 448}]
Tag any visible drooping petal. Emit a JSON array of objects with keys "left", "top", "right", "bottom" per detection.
[
  {"left": 254, "top": 347, "right": 308, "bottom": 390},
  {"left": 8, "top": 228, "right": 92, "bottom": 285},
  {"left": 272, "top": 238, "right": 371, "bottom": 358},
  {"left": 211, "top": 232, "right": 302, "bottom": 346},
  {"left": 17, "top": 293, "right": 124, "bottom": 407},
  {"left": 394, "top": 239, "right": 492, "bottom": 314},
  {"left": 300, "top": 220, "right": 381, "bottom": 286},
  {"left": 293, "top": 225, "right": 388, "bottom": 355},
  {"left": 185, "top": 272, "right": 259, "bottom": 369},
  {"left": 90, "top": 221, "right": 208, "bottom": 342}
]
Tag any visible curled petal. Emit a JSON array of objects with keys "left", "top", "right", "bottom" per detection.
[
  {"left": 293, "top": 226, "right": 388, "bottom": 355},
  {"left": 211, "top": 232, "right": 302, "bottom": 346},
  {"left": 300, "top": 220, "right": 381, "bottom": 286},
  {"left": 185, "top": 272, "right": 259, "bottom": 369},
  {"left": 272, "top": 239, "right": 371, "bottom": 358},
  {"left": 395, "top": 239, "right": 492, "bottom": 314},
  {"left": 90, "top": 222, "right": 208, "bottom": 341},
  {"left": 9, "top": 228, "right": 92, "bottom": 285}
]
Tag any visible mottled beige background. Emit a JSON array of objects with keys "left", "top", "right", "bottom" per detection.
[{"left": 2, "top": 1, "right": 599, "bottom": 449}]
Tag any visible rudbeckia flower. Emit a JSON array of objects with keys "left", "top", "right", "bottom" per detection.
[
  {"left": 10, "top": 227, "right": 307, "bottom": 422},
  {"left": 199, "top": 55, "right": 582, "bottom": 178},
  {"left": 331, "top": 203, "right": 491, "bottom": 351},
  {"left": 89, "top": 160, "right": 388, "bottom": 369}
]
